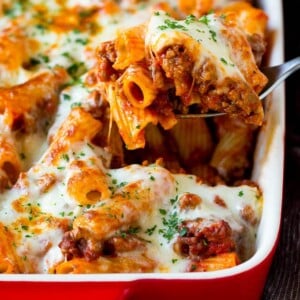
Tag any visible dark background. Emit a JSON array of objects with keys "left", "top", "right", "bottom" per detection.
[{"left": 262, "top": 1, "right": 300, "bottom": 299}]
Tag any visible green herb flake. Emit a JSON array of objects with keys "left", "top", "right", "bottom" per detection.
[
  {"left": 158, "top": 19, "right": 188, "bottom": 31},
  {"left": 35, "top": 24, "right": 47, "bottom": 32},
  {"left": 145, "top": 225, "right": 157, "bottom": 236},
  {"left": 159, "top": 211, "right": 181, "bottom": 242},
  {"left": 184, "top": 14, "right": 196, "bottom": 25},
  {"left": 220, "top": 57, "right": 228, "bottom": 65},
  {"left": 158, "top": 25, "right": 168, "bottom": 30},
  {"left": 67, "top": 62, "right": 86, "bottom": 79},
  {"left": 199, "top": 15, "right": 210, "bottom": 25},
  {"left": 75, "top": 38, "right": 88, "bottom": 45},
  {"left": 40, "top": 55, "right": 49, "bottom": 63},
  {"left": 128, "top": 226, "right": 140, "bottom": 235},
  {"left": 149, "top": 175, "right": 155, "bottom": 181},
  {"left": 238, "top": 190, "right": 244, "bottom": 197},
  {"left": 61, "top": 153, "right": 70, "bottom": 162},
  {"left": 170, "top": 195, "right": 178, "bottom": 205},
  {"left": 209, "top": 29, "right": 217, "bottom": 42},
  {"left": 159, "top": 208, "right": 167, "bottom": 215},
  {"left": 71, "top": 102, "right": 82, "bottom": 108},
  {"left": 63, "top": 93, "right": 71, "bottom": 101}
]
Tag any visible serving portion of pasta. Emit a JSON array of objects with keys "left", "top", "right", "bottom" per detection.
[{"left": 0, "top": 0, "right": 267, "bottom": 274}]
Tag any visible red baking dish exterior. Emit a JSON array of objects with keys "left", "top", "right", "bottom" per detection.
[
  {"left": 0, "top": 241, "right": 278, "bottom": 299},
  {"left": 0, "top": 0, "right": 285, "bottom": 299},
  {"left": 0, "top": 235, "right": 279, "bottom": 300}
]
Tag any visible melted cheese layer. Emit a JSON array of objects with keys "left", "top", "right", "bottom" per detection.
[{"left": 0, "top": 0, "right": 263, "bottom": 274}]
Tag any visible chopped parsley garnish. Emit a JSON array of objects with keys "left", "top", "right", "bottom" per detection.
[
  {"left": 220, "top": 57, "right": 235, "bottom": 67},
  {"left": 238, "top": 190, "right": 244, "bottom": 197},
  {"left": 67, "top": 62, "right": 87, "bottom": 79},
  {"left": 209, "top": 29, "right": 217, "bottom": 42},
  {"left": 170, "top": 195, "right": 178, "bottom": 205},
  {"left": 21, "top": 225, "right": 29, "bottom": 231},
  {"left": 75, "top": 38, "right": 88, "bottom": 45},
  {"left": 63, "top": 93, "right": 71, "bottom": 101},
  {"left": 149, "top": 175, "right": 155, "bottom": 181},
  {"left": 35, "top": 24, "right": 47, "bottom": 33},
  {"left": 145, "top": 225, "right": 157, "bottom": 236},
  {"left": 119, "top": 226, "right": 146, "bottom": 240},
  {"left": 199, "top": 14, "right": 210, "bottom": 25},
  {"left": 159, "top": 208, "right": 167, "bottom": 215},
  {"left": 220, "top": 57, "right": 228, "bottom": 65},
  {"left": 184, "top": 14, "right": 197, "bottom": 25},
  {"left": 158, "top": 19, "right": 188, "bottom": 31},
  {"left": 128, "top": 226, "right": 140, "bottom": 235},
  {"left": 71, "top": 102, "right": 82, "bottom": 108},
  {"left": 61, "top": 153, "right": 70, "bottom": 162},
  {"left": 159, "top": 211, "right": 181, "bottom": 242}
]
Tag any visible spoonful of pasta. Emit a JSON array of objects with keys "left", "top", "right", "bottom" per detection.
[{"left": 176, "top": 56, "right": 300, "bottom": 119}]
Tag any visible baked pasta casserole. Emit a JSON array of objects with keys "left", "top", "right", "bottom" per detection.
[{"left": 0, "top": 0, "right": 268, "bottom": 274}]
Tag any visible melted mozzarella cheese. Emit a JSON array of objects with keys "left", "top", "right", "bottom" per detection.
[
  {"left": 0, "top": 147, "right": 261, "bottom": 273},
  {"left": 146, "top": 11, "right": 246, "bottom": 82},
  {"left": 108, "top": 165, "right": 261, "bottom": 272},
  {"left": 0, "top": 0, "right": 262, "bottom": 274}
]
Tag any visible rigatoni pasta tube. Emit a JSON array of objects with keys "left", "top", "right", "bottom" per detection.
[
  {"left": 210, "top": 130, "right": 252, "bottom": 181},
  {"left": 169, "top": 118, "right": 214, "bottom": 167},
  {"left": 192, "top": 252, "right": 239, "bottom": 272},
  {"left": 105, "top": 82, "right": 157, "bottom": 149},
  {"left": 67, "top": 160, "right": 111, "bottom": 205},
  {"left": 121, "top": 64, "right": 157, "bottom": 109},
  {"left": 53, "top": 254, "right": 156, "bottom": 274},
  {"left": 0, "top": 67, "right": 68, "bottom": 129},
  {"left": 113, "top": 25, "right": 146, "bottom": 70},
  {"left": 43, "top": 108, "right": 102, "bottom": 165},
  {"left": 71, "top": 186, "right": 151, "bottom": 242}
]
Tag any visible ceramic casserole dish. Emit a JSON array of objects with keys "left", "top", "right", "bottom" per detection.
[{"left": 0, "top": 0, "right": 284, "bottom": 299}]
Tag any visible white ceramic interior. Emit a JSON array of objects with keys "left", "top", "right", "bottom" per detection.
[{"left": 0, "top": 0, "right": 285, "bottom": 283}]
